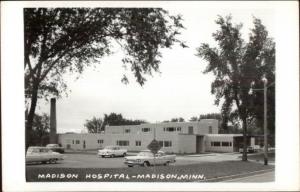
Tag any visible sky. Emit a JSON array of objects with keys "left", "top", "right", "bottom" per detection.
[{"left": 35, "top": 3, "right": 276, "bottom": 133}]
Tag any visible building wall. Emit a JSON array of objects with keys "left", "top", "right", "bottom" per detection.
[
  {"left": 177, "top": 134, "right": 196, "bottom": 154},
  {"left": 204, "top": 134, "right": 242, "bottom": 152},
  {"left": 58, "top": 119, "right": 219, "bottom": 153},
  {"left": 197, "top": 119, "right": 219, "bottom": 134},
  {"left": 58, "top": 132, "right": 180, "bottom": 153},
  {"left": 104, "top": 120, "right": 218, "bottom": 136}
]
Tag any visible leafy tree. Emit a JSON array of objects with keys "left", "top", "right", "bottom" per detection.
[
  {"left": 189, "top": 116, "right": 198, "bottom": 122},
  {"left": 31, "top": 113, "right": 50, "bottom": 146},
  {"left": 170, "top": 117, "right": 185, "bottom": 122},
  {"left": 103, "top": 113, "right": 147, "bottom": 127},
  {"left": 84, "top": 117, "right": 103, "bottom": 133},
  {"left": 196, "top": 15, "right": 275, "bottom": 161},
  {"left": 199, "top": 113, "right": 222, "bottom": 120},
  {"left": 24, "top": 8, "right": 186, "bottom": 147},
  {"left": 85, "top": 113, "right": 147, "bottom": 133}
]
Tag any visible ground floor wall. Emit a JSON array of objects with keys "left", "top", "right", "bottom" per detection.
[
  {"left": 204, "top": 135, "right": 235, "bottom": 153},
  {"left": 177, "top": 134, "right": 197, "bottom": 154},
  {"left": 58, "top": 133, "right": 181, "bottom": 153},
  {"left": 58, "top": 133, "right": 245, "bottom": 154}
]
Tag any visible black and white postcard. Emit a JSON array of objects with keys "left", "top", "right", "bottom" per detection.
[{"left": 1, "top": 1, "right": 299, "bottom": 191}]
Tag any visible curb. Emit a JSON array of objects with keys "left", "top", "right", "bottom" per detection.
[{"left": 203, "top": 168, "right": 275, "bottom": 182}]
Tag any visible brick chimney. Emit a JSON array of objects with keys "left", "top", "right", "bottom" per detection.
[{"left": 50, "top": 98, "right": 57, "bottom": 143}]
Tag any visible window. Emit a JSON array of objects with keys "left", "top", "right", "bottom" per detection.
[
  {"left": 159, "top": 141, "right": 164, "bottom": 147},
  {"left": 142, "top": 128, "right": 151, "bottom": 132},
  {"left": 177, "top": 127, "right": 182, "bottom": 132},
  {"left": 125, "top": 129, "right": 130, "bottom": 133},
  {"left": 164, "top": 127, "right": 175, "bottom": 132},
  {"left": 164, "top": 141, "right": 172, "bottom": 147},
  {"left": 135, "top": 141, "right": 141, "bottom": 146},
  {"left": 75, "top": 140, "right": 80, "bottom": 144},
  {"left": 188, "top": 126, "right": 194, "bottom": 134},
  {"left": 72, "top": 140, "right": 74, "bottom": 144},
  {"left": 211, "top": 141, "right": 220, "bottom": 146},
  {"left": 221, "top": 142, "right": 230, "bottom": 146},
  {"left": 209, "top": 126, "right": 213, "bottom": 134},
  {"left": 97, "top": 139, "right": 103, "bottom": 144},
  {"left": 116, "top": 140, "right": 129, "bottom": 146}
]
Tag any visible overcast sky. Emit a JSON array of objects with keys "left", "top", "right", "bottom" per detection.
[{"left": 35, "top": 3, "right": 276, "bottom": 133}]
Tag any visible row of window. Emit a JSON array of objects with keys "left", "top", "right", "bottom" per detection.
[
  {"left": 125, "top": 128, "right": 151, "bottom": 133},
  {"left": 211, "top": 141, "right": 232, "bottom": 147},
  {"left": 114, "top": 140, "right": 173, "bottom": 147},
  {"left": 72, "top": 140, "right": 81, "bottom": 144},
  {"left": 120, "top": 125, "right": 213, "bottom": 134},
  {"left": 163, "top": 127, "right": 182, "bottom": 132},
  {"left": 158, "top": 140, "right": 172, "bottom": 147}
]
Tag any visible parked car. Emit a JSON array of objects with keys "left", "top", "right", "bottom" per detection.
[
  {"left": 46, "top": 144, "right": 65, "bottom": 153},
  {"left": 239, "top": 145, "right": 260, "bottom": 153},
  {"left": 98, "top": 146, "right": 127, "bottom": 158},
  {"left": 26, "top": 146, "right": 64, "bottom": 164},
  {"left": 124, "top": 150, "right": 176, "bottom": 167}
]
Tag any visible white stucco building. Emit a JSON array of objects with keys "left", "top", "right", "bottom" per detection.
[{"left": 58, "top": 119, "right": 248, "bottom": 153}]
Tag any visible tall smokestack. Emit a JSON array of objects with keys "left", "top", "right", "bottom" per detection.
[{"left": 50, "top": 98, "right": 57, "bottom": 144}]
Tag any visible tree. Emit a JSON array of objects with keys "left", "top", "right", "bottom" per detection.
[
  {"left": 103, "top": 113, "right": 147, "bottom": 127},
  {"left": 84, "top": 113, "right": 147, "bottom": 133},
  {"left": 189, "top": 116, "right": 198, "bottom": 122},
  {"left": 84, "top": 117, "right": 103, "bottom": 133},
  {"left": 199, "top": 113, "right": 222, "bottom": 121},
  {"left": 24, "top": 8, "right": 186, "bottom": 147},
  {"left": 170, "top": 117, "right": 185, "bottom": 122},
  {"left": 31, "top": 113, "right": 50, "bottom": 146},
  {"left": 196, "top": 15, "right": 275, "bottom": 161}
]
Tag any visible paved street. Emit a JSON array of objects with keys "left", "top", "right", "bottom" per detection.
[
  {"left": 26, "top": 152, "right": 275, "bottom": 182},
  {"left": 26, "top": 152, "right": 244, "bottom": 168},
  {"left": 224, "top": 171, "right": 275, "bottom": 182}
]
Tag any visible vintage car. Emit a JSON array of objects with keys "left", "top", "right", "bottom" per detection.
[
  {"left": 239, "top": 145, "right": 260, "bottom": 153},
  {"left": 97, "top": 146, "right": 127, "bottom": 158},
  {"left": 26, "top": 146, "right": 64, "bottom": 164},
  {"left": 124, "top": 150, "right": 176, "bottom": 167},
  {"left": 46, "top": 144, "right": 65, "bottom": 153}
]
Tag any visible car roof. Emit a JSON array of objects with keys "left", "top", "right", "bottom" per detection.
[
  {"left": 28, "top": 146, "right": 48, "bottom": 149},
  {"left": 140, "top": 150, "right": 164, "bottom": 153}
]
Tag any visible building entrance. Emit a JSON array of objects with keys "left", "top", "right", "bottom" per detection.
[{"left": 196, "top": 135, "right": 204, "bottom": 153}]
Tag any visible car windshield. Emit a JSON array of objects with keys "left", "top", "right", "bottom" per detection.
[
  {"left": 137, "top": 151, "right": 153, "bottom": 157},
  {"left": 27, "top": 147, "right": 49, "bottom": 153},
  {"left": 47, "top": 144, "right": 57, "bottom": 147},
  {"left": 27, "top": 148, "right": 36, "bottom": 153}
]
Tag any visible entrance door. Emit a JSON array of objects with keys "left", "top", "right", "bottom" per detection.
[
  {"left": 196, "top": 136, "right": 204, "bottom": 153},
  {"left": 83, "top": 140, "right": 86, "bottom": 149}
]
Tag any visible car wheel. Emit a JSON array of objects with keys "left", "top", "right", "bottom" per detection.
[
  {"left": 101, "top": 155, "right": 105, "bottom": 158},
  {"left": 111, "top": 154, "right": 115, "bottom": 158},
  {"left": 143, "top": 161, "right": 150, "bottom": 167},
  {"left": 164, "top": 161, "right": 170, "bottom": 166},
  {"left": 50, "top": 159, "right": 57, "bottom": 164},
  {"left": 123, "top": 153, "right": 126, "bottom": 157},
  {"left": 42, "top": 161, "right": 47, "bottom": 164},
  {"left": 128, "top": 165, "right": 133, "bottom": 167}
]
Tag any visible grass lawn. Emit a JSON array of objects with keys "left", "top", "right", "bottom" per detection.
[{"left": 26, "top": 160, "right": 274, "bottom": 182}]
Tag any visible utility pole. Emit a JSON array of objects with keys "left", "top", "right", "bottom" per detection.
[{"left": 263, "top": 77, "right": 268, "bottom": 165}]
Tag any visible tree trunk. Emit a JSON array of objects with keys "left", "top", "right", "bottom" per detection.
[
  {"left": 242, "top": 117, "right": 248, "bottom": 161},
  {"left": 26, "top": 81, "right": 39, "bottom": 149}
]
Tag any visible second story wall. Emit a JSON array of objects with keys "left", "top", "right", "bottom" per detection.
[{"left": 104, "top": 119, "right": 219, "bottom": 136}]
